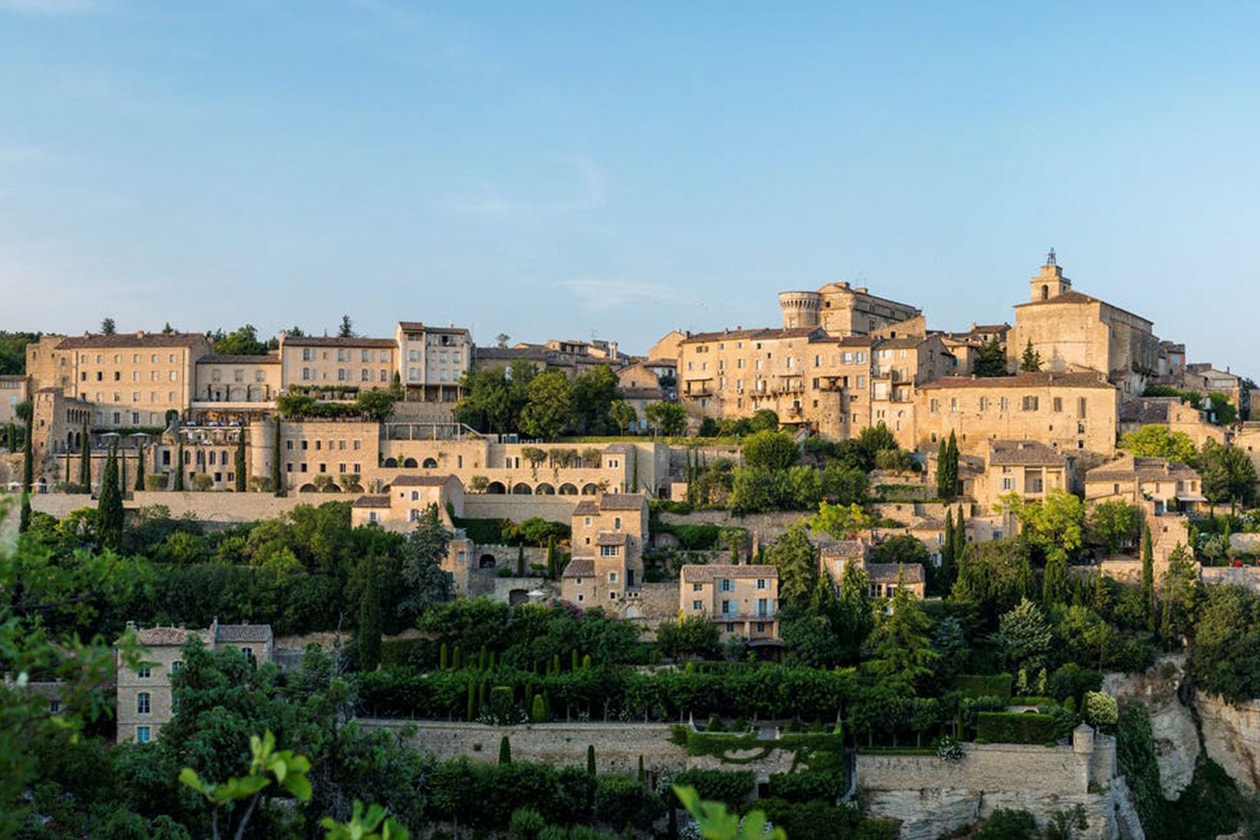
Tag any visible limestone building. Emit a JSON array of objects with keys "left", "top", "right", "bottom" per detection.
[
  {"left": 1010, "top": 255, "right": 1162, "bottom": 396},
  {"left": 778, "top": 281, "right": 921, "bottom": 335},
  {"left": 971, "top": 439, "right": 1077, "bottom": 515},
  {"left": 678, "top": 564, "right": 780, "bottom": 642},
  {"left": 561, "top": 493, "right": 649, "bottom": 611},
  {"left": 1084, "top": 453, "right": 1206, "bottom": 515},
  {"left": 394, "top": 322, "right": 471, "bottom": 402}
]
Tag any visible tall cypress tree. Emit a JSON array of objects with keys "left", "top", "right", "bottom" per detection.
[
  {"left": 272, "top": 418, "right": 284, "bottom": 496},
  {"left": 97, "top": 445, "right": 123, "bottom": 550},
  {"left": 172, "top": 440, "right": 185, "bottom": 491},
  {"left": 940, "top": 508, "right": 956, "bottom": 594},
  {"left": 234, "top": 430, "right": 247, "bottom": 492},
  {"left": 936, "top": 431, "right": 959, "bottom": 501},
  {"left": 358, "top": 557, "right": 383, "bottom": 672},
  {"left": 134, "top": 443, "right": 146, "bottom": 491},
  {"left": 119, "top": 448, "right": 127, "bottom": 496},
  {"left": 19, "top": 402, "right": 33, "bottom": 493},
  {"left": 79, "top": 422, "right": 91, "bottom": 489},
  {"left": 1140, "top": 525, "right": 1156, "bottom": 632}
]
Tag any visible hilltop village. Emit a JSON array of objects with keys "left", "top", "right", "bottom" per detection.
[{"left": 6, "top": 255, "right": 1260, "bottom": 839}]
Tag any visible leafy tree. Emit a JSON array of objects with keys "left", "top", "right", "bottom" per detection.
[
  {"left": 855, "top": 422, "right": 898, "bottom": 469},
  {"left": 456, "top": 365, "right": 531, "bottom": 435},
  {"left": 1199, "top": 440, "right": 1257, "bottom": 515},
  {"left": 863, "top": 579, "right": 938, "bottom": 696},
  {"left": 97, "top": 445, "right": 124, "bottom": 550},
  {"left": 1119, "top": 425, "right": 1197, "bottom": 462},
  {"left": 338, "top": 315, "right": 355, "bottom": 338},
  {"left": 1191, "top": 584, "right": 1260, "bottom": 703},
  {"left": 741, "top": 430, "right": 798, "bottom": 471},
  {"left": 397, "top": 505, "right": 456, "bottom": 621},
  {"left": 1042, "top": 548, "right": 1069, "bottom": 609},
  {"left": 656, "top": 614, "right": 721, "bottom": 660},
  {"left": 79, "top": 422, "right": 91, "bottom": 488},
  {"left": 521, "top": 370, "right": 573, "bottom": 440},
  {"left": 1088, "top": 500, "right": 1138, "bottom": 556},
  {"left": 748, "top": 409, "right": 779, "bottom": 433},
  {"left": 609, "top": 400, "right": 637, "bottom": 435},
  {"left": 764, "top": 525, "right": 817, "bottom": 608},
  {"left": 1019, "top": 339, "right": 1041, "bottom": 373},
  {"left": 973, "top": 338, "right": 1008, "bottom": 377},
  {"left": 1206, "top": 392, "right": 1238, "bottom": 425},
  {"left": 355, "top": 389, "right": 399, "bottom": 422},
  {"left": 358, "top": 557, "right": 383, "bottom": 671},
  {"left": 728, "top": 467, "right": 778, "bottom": 515},
  {"left": 100, "top": 317, "right": 116, "bottom": 335},
  {"left": 1140, "top": 526, "right": 1155, "bottom": 632},
  {"left": 212, "top": 324, "right": 268, "bottom": 356},
  {"left": 0, "top": 331, "right": 38, "bottom": 375},
  {"left": 572, "top": 364, "right": 622, "bottom": 435},
  {"left": 994, "top": 597, "right": 1054, "bottom": 673},
  {"left": 19, "top": 400, "right": 33, "bottom": 494},
  {"left": 645, "top": 401, "right": 687, "bottom": 437},
  {"left": 1159, "top": 543, "right": 1201, "bottom": 641},
  {"left": 999, "top": 489, "right": 1085, "bottom": 560},
  {"left": 809, "top": 501, "right": 873, "bottom": 539},
  {"left": 820, "top": 463, "right": 869, "bottom": 505}
]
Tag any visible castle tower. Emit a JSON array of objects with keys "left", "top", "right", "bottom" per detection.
[
  {"left": 1030, "top": 249, "right": 1072, "bottom": 302},
  {"left": 778, "top": 291, "right": 822, "bottom": 329}
]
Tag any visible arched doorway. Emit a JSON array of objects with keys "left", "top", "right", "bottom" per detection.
[{"left": 511, "top": 482, "right": 532, "bottom": 495}]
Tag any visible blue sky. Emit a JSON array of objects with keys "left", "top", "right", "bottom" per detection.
[{"left": 2, "top": 1, "right": 1259, "bottom": 372}]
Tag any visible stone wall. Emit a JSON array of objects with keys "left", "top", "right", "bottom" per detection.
[
  {"left": 30, "top": 490, "right": 314, "bottom": 524},
  {"left": 464, "top": 495, "right": 578, "bottom": 524},
  {"left": 856, "top": 741, "right": 1096, "bottom": 797},
  {"left": 863, "top": 788, "right": 1117, "bottom": 840},
  {"left": 1202, "top": 566, "right": 1260, "bottom": 593}
]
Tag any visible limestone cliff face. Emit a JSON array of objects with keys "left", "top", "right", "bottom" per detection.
[
  {"left": 1195, "top": 693, "right": 1260, "bottom": 792},
  {"left": 862, "top": 789, "right": 1119, "bottom": 840},
  {"left": 1104, "top": 655, "right": 1199, "bottom": 799}
]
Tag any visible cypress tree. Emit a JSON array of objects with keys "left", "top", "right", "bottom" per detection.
[
  {"left": 5, "top": 423, "right": 14, "bottom": 453},
  {"left": 97, "top": 445, "right": 123, "bottom": 550},
  {"left": 936, "top": 432, "right": 958, "bottom": 500},
  {"left": 546, "top": 535, "right": 556, "bottom": 579},
  {"left": 498, "top": 735, "right": 512, "bottom": 765},
  {"left": 64, "top": 452, "right": 70, "bottom": 485},
  {"left": 19, "top": 493, "right": 31, "bottom": 533},
  {"left": 134, "top": 444, "right": 145, "bottom": 491},
  {"left": 1141, "top": 525, "right": 1156, "bottom": 632},
  {"left": 517, "top": 544, "right": 525, "bottom": 576},
  {"left": 21, "top": 406, "right": 33, "bottom": 493},
  {"left": 466, "top": 681, "right": 476, "bottom": 721},
  {"left": 79, "top": 422, "right": 91, "bottom": 489},
  {"left": 272, "top": 417, "right": 284, "bottom": 496},
  {"left": 531, "top": 693, "right": 547, "bottom": 723},
  {"left": 119, "top": 449, "right": 127, "bottom": 496},
  {"left": 173, "top": 440, "right": 185, "bottom": 491},
  {"left": 631, "top": 446, "right": 639, "bottom": 492},
  {"left": 234, "top": 430, "right": 247, "bottom": 492},
  {"left": 358, "top": 558, "right": 382, "bottom": 672},
  {"left": 1042, "top": 548, "right": 1068, "bottom": 608},
  {"left": 440, "top": 642, "right": 449, "bottom": 670},
  {"left": 586, "top": 744, "right": 596, "bottom": 775}
]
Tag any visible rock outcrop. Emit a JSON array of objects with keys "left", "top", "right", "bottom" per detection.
[
  {"left": 1103, "top": 654, "right": 1199, "bottom": 798},
  {"left": 1195, "top": 693, "right": 1260, "bottom": 792}
]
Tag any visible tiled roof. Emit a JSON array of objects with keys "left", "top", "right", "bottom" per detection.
[
  {"left": 572, "top": 500, "right": 600, "bottom": 516},
  {"left": 595, "top": 532, "right": 627, "bottom": 547},
  {"left": 680, "top": 327, "right": 822, "bottom": 345},
  {"left": 918, "top": 371, "right": 1112, "bottom": 390},
  {"left": 874, "top": 336, "right": 924, "bottom": 350},
  {"left": 215, "top": 623, "right": 273, "bottom": 644},
  {"left": 353, "top": 494, "right": 391, "bottom": 508},
  {"left": 987, "top": 439, "right": 1067, "bottom": 466},
  {"left": 134, "top": 627, "right": 199, "bottom": 646},
  {"left": 282, "top": 336, "right": 397, "bottom": 348},
  {"left": 603, "top": 443, "right": 635, "bottom": 453},
  {"left": 1118, "top": 398, "right": 1177, "bottom": 425},
  {"left": 390, "top": 475, "right": 453, "bottom": 487},
  {"left": 197, "top": 354, "right": 280, "bottom": 365},
  {"left": 57, "top": 333, "right": 208, "bottom": 350},
  {"left": 398, "top": 322, "right": 469, "bottom": 335},
  {"left": 1015, "top": 291, "right": 1152, "bottom": 326},
  {"left": 680, "top": 564, "right": 777, "bottom": 583},
  {"left": 867, "top": 563, "right": 926, "bottom": 584},
  {"left": 817, "top": 540, "right": 869, "bottom": 559},
  {"left": 1086, "top": 454, "right": 1199, "bottom": 482},
  {"left": 597, "top": 493, "right": 646, "bottom": 511},
  {"left": 562, "top": 558, "right": 595, "bottom": 578}
]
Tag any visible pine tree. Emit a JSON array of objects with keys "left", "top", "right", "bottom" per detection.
[
  {"left": 97, "top": 445, "right": 123, "bottom": 550},
  {"left": 78, "top": 423, "right": 91, "bottom": 489},
  {"left": 1020, "top": 339, "right": 1042, "bottom": 373},
  {"left": 172, "top": 440, "right": 185, "bottom": 491},
  {"left": 234, "top": 430, "right": 247, "bottom": 492},
  {"left": 1140, "top": 525, "right": 1156, "bottom": 632}
]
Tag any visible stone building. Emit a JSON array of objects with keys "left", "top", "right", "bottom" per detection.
[
  {"left": 350, "top": 474, "right": 464, "bottom": 531},
  {"left": 561, "top": 493, "right": 649, "bottom": 612},
  {"left": 916, "top": 371, "right": 1119, "bottom": 458},
  {"left": 778, "top": 281, "right": 921, "bottom": 336},
  {"left": 678, "top": 564, "right": 779, "bottom": 642},
  {"left": 1118, "top": 396, "right": 1225, "bottom": 449},
  {"left": 116, "top": 621, "right": 273, "bottom": 743},
  {"left": 191, "top": 353, "right": 282, "bottom": 421},
  {"left": 394, "top": 322, "right": 471, "bottom": 403},
  {"left": 0, "top": 375, "right": 28, "bottom": 426},
  {"left": 1084, "top": 453, "right": 1206, "bottom": 515},
  {"left": 1010, "top": 256, "right": 1162, "bottom": 397},
  {"left": 816, "top": 539, "right": 927, "bottom": 599},
  {"left": 972, "top": 439, "right": 1077, "bottom": 515}
]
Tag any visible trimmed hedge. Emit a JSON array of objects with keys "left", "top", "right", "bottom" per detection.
[
  {"left": 974, "top": 712, "right": 1059, "bottom": 744},
  {"left": 954, "top": 674, "right": 1013, "bottom": 702},
  {"left": 671, "top": 769, "right": 755, "bottom": 805},
  {"left": 380, "top": 638, "right": 438, "bottom": 670},
  {"left": 766, "top": 770, "right": 842, "bottom": 803}
]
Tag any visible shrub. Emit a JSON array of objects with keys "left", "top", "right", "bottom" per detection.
[
  {"left": 191, "top": 473, "right": 214, "bottom": 491},
  {"left": 954, "top": 674, "right": 1013, "bottom": 701},
  {"left": 594, "top": 775, "right": 661, "bottom": 830},
  {"left": 671, "top": 769, "right": 754, "bottom": 805},
  {"left": 1083, "top": 691, "right": 1119, "bottom": 731},
  {"left": 765, "top": 771, "right": 841, "bottom": 803},
  {"left": 145, "top": 473, "right": 169, "bottom": 491},
  {"left": 974, "top": 712, "right": 1060, "bottom": 745},
  {"left": 974, "top": 808, "right": 1038, "bottom": 839}
]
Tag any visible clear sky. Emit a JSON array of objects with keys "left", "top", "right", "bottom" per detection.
[{"left": 2, "top": 1, "right": 1259, "bottom": 372}]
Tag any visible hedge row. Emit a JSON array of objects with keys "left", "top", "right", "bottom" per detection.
[
  {"left": 670, "top": 769, "right": 755, "bottom": 805},
  {"left": 954, "top": 673, "right": 1013, "bottom": 702},
  {"left": 359, "top": 664, "right": 857, "bottom": 722},
  {"left": 974, "top": 712, "right": 1060, "bottom": 745}
]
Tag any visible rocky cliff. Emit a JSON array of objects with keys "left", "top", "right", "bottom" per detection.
[
  {"left": 1104, "top": 654, "right": 1199, "bottom": 799},
  {"left": 1195, "top": 693, "right": 1260, "bottom": 792}
]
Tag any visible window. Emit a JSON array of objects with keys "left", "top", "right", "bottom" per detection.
[
  {"left": 719, "top": 578, "right": 734, "bottom": 592},
  {"left": 693, "top": 583, "right": 703, "bottom": 591},
  {"left": 721, "top": 600, "right": 732, "bottom": 615},
  {"left": 242, "top": 647, "right": 255, "bottom": 664},
  {"left": 1053, "top": 397, "right": 1062, "bottom": 412},
  {"left": 929, "top": 399, "right": 939, "bottom": 413},
  {"left": 692, "top": 600, "right": 703, "bottom": 610},
  {"left": 361, "top": 350, "right": 372, "bottom": 362},
  {"left": 1078, "top": 397, "right": 1087, "bottom": 418},
  {"left": 600, "top": 544, "right": 619, "bottom": 557},
  {"left": 950, "top": 397, "right": 959, "bottom": 412},
  {"left": 302, "top": 348, "right": 314, "bottom": 361},
  {"left": 137, "top": 692, "right": 151, "bottom": 715},
  {"left": 137, "top": 665, "right": 151, "bottom": 679},
  {"left": 726, "top": 623, "right": 736, "bottom": 633},
  {"left": 999, "top": 397, "right": 1009, "bottom": 411},
  {"left": 1022, "top": 396, "right": 1039, "bottom": 411},
  {"left": 136, "top": 726, "right": 151, "bottom": 743},
  {"left": 756, "top": 579, "right": 767, "bottom": 590},
  {"left": 979, "top": 397, "right": 988, "bottom": 411}
]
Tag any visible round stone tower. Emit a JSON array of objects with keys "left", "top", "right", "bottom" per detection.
[
  {"left": 249, "top": 418, "right": 275, "bottom": 489},
  {"left": 778, "top": 290, "right": 822, "bottom": 329}
]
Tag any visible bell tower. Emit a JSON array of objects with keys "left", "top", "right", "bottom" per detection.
[{"left": 1030, "top": 248, "right": 1072, "bottom": 302}]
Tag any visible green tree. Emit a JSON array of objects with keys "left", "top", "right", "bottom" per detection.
[
  {"left": 764, "top": 525, "right": 817, "bottom": 608},
  {"left": 79, "top": 422, "right": 91, "bottom": 488},
  {"left": 100, "top": 317, "right": 116, "bottom": 335},
  {"left": 355, "top": 389, "right": 399, "bottom": 422},
  {"left": 234, "top": 432, "right": 247, "bottom": 492},
  {"left": 1140, "top": 526, "right": 1155, "bottom": 632},
  {"left": 936, "top": 431, "right": 958, "bottom": 501},
  {"left": 1119, "top": 425, "right": 1197, "bottom": 462},
  {"left": 1206, "top": 392, "right": 1238, "bottom": 426},
  {"left": 973, "top": 338, "right": 1009, "bottom": 377},
  {"left": 994, "top": 597, "right": 1054, "bottom": 673},
  {"left": 520, "top": 370, "right": 573, "bottom": 440},
  {"left": 173, "top": 439, "right": 186, "bottom": 491},
  {"left": 863, "top": 578, "right": 938, "bottom": 696},
  {"left": 1159, "top": 543, "right": 1201, "bottom": 641},
  {"left": 656, "top": 614, "right": 721, "bottom": 660},
  {"left": 212, "top": 324, "right": 268, "bottom": 356},
  {"left": 645, "top": 401, "right": 687, "bottom": 436},
  {"left": 338, "top": 315, "right": 355, "bottom": 338},
  {"left": 1019, "top": 339, "right": 1041, "bottom": 373},
  {"left": 572, "top": 364, "right": 622, "bottom": 435},
  {"left": 748, "top": 409, "right": 779, "bottom": 432},
  {"left": 97, "top": 445, "right": 124, "bottom": 550},
  {"left": 609, "top": 400, "right": 637, "bottom": 435},
  {"left": 809, "top": 501, "right": 874, "bottom": 539},
  {"left": 741, "top": 430, "right": 798, "bottom": 471},
  {"left": 999, "top": 489, "right": 1085, "bottom": 559},
  {"left": 358, "top": 557, "right": 383, "bottom": 671},
  {"left": 135, "top": 443, "right": 147, "bottom": 491},
  {"left": 397, "top": 505, "right": 456, "bottom": 622},
  {"left": 1088, "top": 500, "right": 1138, "bottom": 556},
  {"left": 1199, "top": 440, "right": 1257, "bottom": 515}
]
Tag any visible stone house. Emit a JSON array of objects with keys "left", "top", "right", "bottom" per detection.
[
  {"left": 117, "top": 620, "right": 273, "bottom": 743},
  {"left": 1118, "top": 396, "right": 1225, "bottom": 449},
  {"left": 678, "top": 564, "right": 780, "bottom": 643},
  {"left": 561, "top": 493, "right": 649, "bottom": 613},
  {"left": 350, "top": 474, "right": 464, "bottom": 531},
  {"left": 817, "top": 539, "right": 927, "bottom": 599},
  {"left": 1084, "top": 453, "right": 1205, "bottom": 514},
  {"left": 972, "top": 439, "right": 1077, "bottom": 515}
]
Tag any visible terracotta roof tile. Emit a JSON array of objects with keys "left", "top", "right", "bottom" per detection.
[
  {"left": 597, "top": 493, "right": 645, "bottom": 511},
  {"left": 562, "top": 558, "right": 595, "bottom": 578},
  {"left": 918, "top": 371, "right": 1112, "bottom": 390},
  {"left": 987, "top": 439, "right": 1068, "bottom": 466},
  {"left": 680, "top": 564, "right": 777, "bottom": 583},
  {"left": 353, "top": 494, "right": 391, "bottom": 508},
  {"left": 867, "top": 563, "right": 925, "bottom": 584}
]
